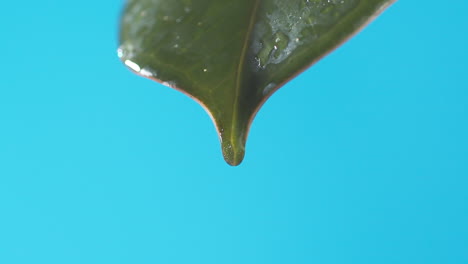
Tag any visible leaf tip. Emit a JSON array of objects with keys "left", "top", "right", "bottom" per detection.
[{"left": 221, "top": 139, "right": 245, "bottom": 166}]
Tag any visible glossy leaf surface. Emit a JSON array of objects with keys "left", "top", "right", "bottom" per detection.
[{"left": 119, "top": 0, "right": 396, "bottom": 165}]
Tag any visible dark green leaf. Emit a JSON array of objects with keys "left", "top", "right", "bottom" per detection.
[{"left": 119, "top": 0, "right": 396, "bottom": 166}]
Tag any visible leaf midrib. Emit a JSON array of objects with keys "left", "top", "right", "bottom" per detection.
[{"left": 231, "top": 0, "right": 261, "bottom": 143}]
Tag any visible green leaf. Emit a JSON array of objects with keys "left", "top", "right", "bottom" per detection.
[{"left": 119, "top": 0, "right": 396, "bottom": 166}]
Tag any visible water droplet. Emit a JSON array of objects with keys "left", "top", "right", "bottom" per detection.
[
  {"left": 255, "top": 40, "right": 273, "bottom": 69},
  {"left": 263, "top": 83, "right": 276, "bottom": 96},
  {"left": 271, "top": 31, "right": 289, "bottom": 59},
  {"left": 162, "top": 81, "right": 176, "bottom": 88},
  {"left": 124, "top": 60, "right": 141, "bottom": 72},
  {"left": 140, "top": 67, "right": 155, "bottom": 77},
  {"left": 254, "top": 56, "right": 262, "bottom": 68},
  {"left": 117, "top": 48, "right": 124, "bottom": 58}
]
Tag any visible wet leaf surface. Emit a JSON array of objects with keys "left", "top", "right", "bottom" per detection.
[{"left": 119, "top": 0, "right": 396, "bottom": 165}]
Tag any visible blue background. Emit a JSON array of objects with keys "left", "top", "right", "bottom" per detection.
[{"left": 1, "top": 1, "right": 467, "bottom": 263}]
